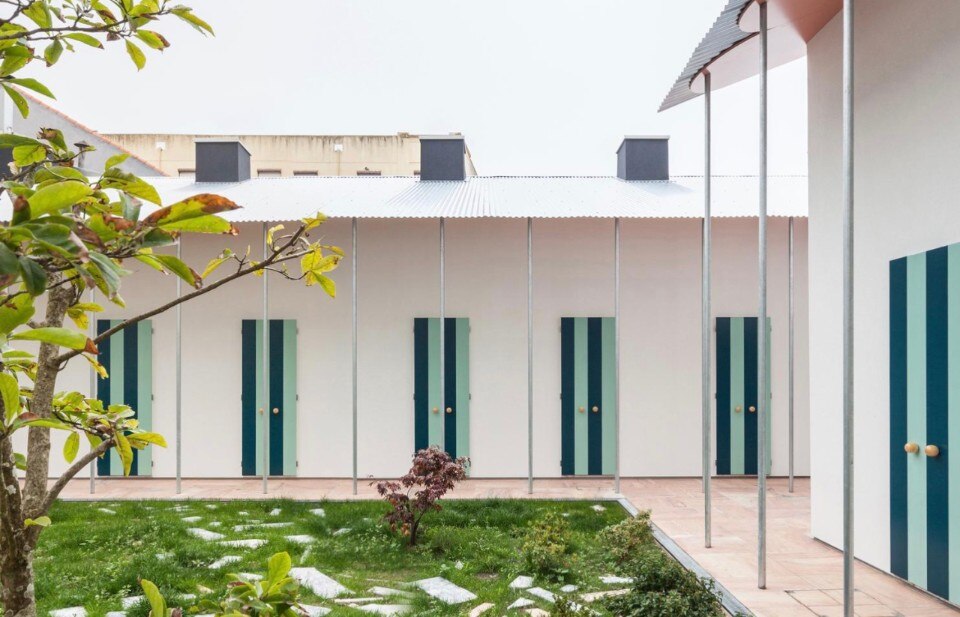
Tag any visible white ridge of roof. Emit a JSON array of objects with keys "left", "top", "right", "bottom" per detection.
[{"left": 139, "top": 175, "right": 806, "bottom": 222}]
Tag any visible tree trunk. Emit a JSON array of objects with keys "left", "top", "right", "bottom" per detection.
[
  {"left": 22, "top": 284, "right": 73, "bottom": 516},
  {"left": 0, "top": 438, "right": 36, "bottom": 617}
]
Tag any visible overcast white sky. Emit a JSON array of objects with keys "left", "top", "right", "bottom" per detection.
[{"left": 24, "top": 0, "right": 808, "bottom": 176}]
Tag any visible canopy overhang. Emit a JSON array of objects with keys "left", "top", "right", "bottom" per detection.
[{"left": 659, "top": 0, "right": 840, "bottom": 112}]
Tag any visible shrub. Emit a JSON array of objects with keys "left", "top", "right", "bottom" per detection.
[
  {"left": 553, "top": 596, "right": 591, "bottom": 616},
  {"left": 598, "top": 510, "right": 655, "bottom": 566},
  {"left": 605, "top": 549, "right": 726, "bottom": 617},
  {"left": 520, "top": 512, "right": 572, "bottom": 576},
  {"left": 141, "top": 552, "right": 302, "bottom": 617},
  {"left": 375, "top": 446, "right": 469, "bottom": 546}
]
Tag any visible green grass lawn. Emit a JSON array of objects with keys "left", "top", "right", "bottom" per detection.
[{"left": 36, "top": 499, "right": 629, "bottom": 616}]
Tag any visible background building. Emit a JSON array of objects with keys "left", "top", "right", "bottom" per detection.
[{"left": 102, "top": 132, "right": 478, "bottom": 178}]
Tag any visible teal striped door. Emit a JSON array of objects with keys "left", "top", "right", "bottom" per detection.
[
  {"left": 96, "top": 320, "right": 152, "bottom": 477},
  {"left": 890, "top": 243, "right": 959, "bottom": 603},
  {"left": 413, "top": 318, "right": 470, "bottom": 458},
  {"left": 715, "top": 317, "right": 771, "bottom": 476},
  {"left": 241, "top": 320, "right": 297, "bottom": 477},
  {"left": 560, "top": 317, "right": 616, "bottom": 476}
]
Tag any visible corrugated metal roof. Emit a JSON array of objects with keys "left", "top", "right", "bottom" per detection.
[
  {"left": 659, "top": 0, "right": 753, "bottom": 112},
  {"left": 140, "top": 175, "right": 806, "bottom": 222}
]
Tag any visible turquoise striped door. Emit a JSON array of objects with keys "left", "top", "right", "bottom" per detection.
[
  {"left": 715, "top": 317, "right": 771, "bottom": 476},
  {"left": 96, "top": 320, "right": 152, "bottom": 477},
  {"left": 890, "top": 243, "right": 959, "bottom": 603},
  {"left": 560, "top": 317, "right": 616, "bottom": 476},
  {"left": 241, "top": 320, "right": 297, "bottom": 477},
  {"left": 413, "top": 318, "right": 470, "bottom": 458}
]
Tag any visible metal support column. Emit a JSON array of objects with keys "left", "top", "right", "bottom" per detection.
[
  {"left": 262, "top": 222, "right": 269, "bottom": 494},
  {"left": 702, "top": 70, "right": 713, "bottom": 548},
  {"left": 88, "top": 288, "right": 96, "bottom": 495},
  {"left": 439, "top": 218, "right": 445, "bottom": 450},
  {"left": 352, "top": 218, "right": 358, "bottom": 495},
  {"left": 842, "top": 0, "right": 855, "bottom": 614},
  {"left": 614, "top": 218, "right": 621, "bottom": 494},
  {"left": 788, "top": 217, "right": 795, "bottom": 493},
  {"left": 176, "top": 238, "right": 183, "bottom": 494},
  {"left": 527, "top": 217, "right": 534, "bottom": 495},
  {"left": 757, "top": 0, "right": 769, "bottom": 590}
]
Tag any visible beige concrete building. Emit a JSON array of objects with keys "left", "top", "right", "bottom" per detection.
[{"left": 102, "top": 132, "right": 478, "bottom": 178}]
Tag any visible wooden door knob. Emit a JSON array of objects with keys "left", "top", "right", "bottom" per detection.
[
  {"left": 904, "top": 442, "right": 919, "bottom": 454},
  {"left": 259, "top": 407, "right": 264, "bottom": 415},
  {"left": 432, "top": 407, "right": 439, "bottom": 414},
  {"left": 578, "top": 406, "right": 585, "bottom": 413},
  {"left": 749, "top": 406, "right": 756, "bottom": 413},
  {"left": 925, "top": 444, "right": 940, "bottom": 458},
  {"left": 592, "top": 406, "right": 599, "bottom": 413},
  {"left": 272, "top": 407, "right": 280, "bottom": 415},
  {"left": 445, "top": 407, "right": 453, "bottom": 414},
  {"left": 735, "top": 405, "right": 742, "bottom": 413}
]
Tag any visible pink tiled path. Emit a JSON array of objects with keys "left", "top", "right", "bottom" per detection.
[{"left": 55, "top": 476, "right": 959, "bottom": 617}]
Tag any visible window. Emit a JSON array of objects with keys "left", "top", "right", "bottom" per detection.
[
  {"left": 356, "top": 168, "right": 381, "bottom": 176},
  {"left": 258, "top": 169, "right": 282, "bottom": 177},
  {"left": 293, "top": 170, "right": 319, "bottom": 177}
]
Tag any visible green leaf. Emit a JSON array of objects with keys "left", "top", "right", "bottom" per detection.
[
  {"left": 115, "top": 432, "right": 133, "bottom": 475},
  {"left": 315, "top": 274, "right": 336, "bottom": 297},
  {"left": 63, "top": 33, "right": 103, "bottom": 48},
  {"left": 12, "top": 143, "right": 46, "bottom": 166},
  {"left": 18, "top": 257, "right": 47, "bottom": 296},
  {"left": 0, "top": 243, "right": 19, "bottom": 275},
  {"left": 130, "top": 432, "right": 166, "bottom": 447},
  {"left": 20, "top": 417, "right": 71, "bottom": 430},
  {"left": 0, "top": 46, "right": 33, "bottom": 77},
  {"left": 135, "top": 30, "right": 168, "bottom": 50},
  {"left": 0, "top": 372, "right": 20, "bottom": 421},
  {"left": 105, "top": 153, "right": 130, "bottom": 170},
  {"left": 140, "top": 579, "right": 166, "bottom": 617},
  {"left": 87, "top": 252, "right": 128, "bottom": 294},
  {"left": 125, "top": 40, "right": 146, "bottom": 70},
  {"left": 63, "top": 432, "right": 79, "bottom": 463},
  {"left": 23, "top": 2, "right": 52, "bottom": 28},
  {"left": 6, "top": 78, "right": 54, "bottom": 99},
  {"left": 153, "top": 254, "right": 199, "bottom": 288},
  {"left": 0, "top": 295, "right": 35, "bottom": 334},
  {"left": 266, "top": 552, "right": 292, "bottom": 589},
  {"left": 28, "top": 180, "right": 93, "bottom": 218},
  {"left": 24, "top": 516, "right": 51, "bottom": 528},
  {"left": 2, "top": 86, "right": 29, "bottom": 118},
  {"left": 11, "top": 327, "right": 97, "bottom": 353},
  {"left": 201, "top": 249, "right": 233, "bottom": 279},
  {"left": 43, "top": 39, "right": 63, "bottom": 67},
  {"left": 171, "top": 8, "right": 214, "bottom": 35},
  {"left": 143, "top": 194, "right": 239, "bottom": 229},
  {"left": 0, "top": 134, "right": 41, "bottom": 149}
]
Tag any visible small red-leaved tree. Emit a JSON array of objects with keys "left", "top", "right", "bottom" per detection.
[{"left": 376, "top": 446, "right": 468, "bottom": 546}]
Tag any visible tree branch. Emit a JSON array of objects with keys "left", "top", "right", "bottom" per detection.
[
  {"left": 54, "top": 225, "right": 311, "bottom": 365},
  {"left": 27, "top": 438, "right": 111, "bottom": 521}
]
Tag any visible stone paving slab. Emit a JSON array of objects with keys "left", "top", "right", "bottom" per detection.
[
  {"left": 356, "top": 605, "right": 411, "bottom": 615},
  {"left": 284, "top": 534, "right": 315, "bottom": 545},
  {"left": 220, "top": 539, "right": 266, "bottom": 549},
  {"left": 295, "top": 605, "right": 331, "bottom": 617},
  {"left": 599, "top": 575, "right": 633, "bottom": 584},
  {"left": 289, "top": 567, "right": 349, "bottom": 598},
  {"left": 50, "top": 607, "right": 86, "bottom": 617},
  {"left": 187, "top": 528, "right": 224, "bottom": 541},
  {"left": 509, "top": 575, "right": 534, "bottom": 589},
  {"left": 208, "top": 555, "right": 241, "bottom": 569},
  {"left": 413, "top": 577, "right": 477, "bottom": 604}
]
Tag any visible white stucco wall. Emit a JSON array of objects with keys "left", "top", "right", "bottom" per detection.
[
  {"left": 807, "top": 2, "right": 960, "bottom": 570},
  {"left": 43, "top": 215, "right": 808, "bottom": 480}
]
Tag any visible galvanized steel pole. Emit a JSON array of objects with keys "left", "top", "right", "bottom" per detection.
[
  {"left": 176, "top": 238, "right": 183, "bottom": 495},
  {"left": 788, "top": 217, "right": 795, "bottom": 493},
  {"left": 262, "top": 222, "right": 269, "bottom": 495},
  {"left": 842, "top": 1, "right": 855, "bottom": 614},
  {"left": 527, "top": 217, "right": 534, "bottom": 494},
  {"left": 614, "top": 217, "right": 621, "bottom": 494},
  {"left": 439, "top": 218, "right": 445, "bottom": 451},
  {"left": 702, "top": 70, "right": 713, "bottom": 548},
  {"left": 757, "top": 0, "right": 769, "bottom": 590},
  {"left": 352, "top": 217, "right": 358, "bottom": 495},
  {"left": 88, "top": 288, "right": 96, "bottom": 495}
]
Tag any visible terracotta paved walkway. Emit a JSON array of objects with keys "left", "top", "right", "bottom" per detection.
[{"left": 57, "top": 476, "right": 959, "bottom": 617}]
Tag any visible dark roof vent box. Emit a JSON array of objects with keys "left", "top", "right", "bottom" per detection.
[
  {"left": 617, "top": 136, "right": 669, "bottom": 182},
  {"left": 195, "top": 138, "right": 251, "bottom": 183},
  {"left": 419, "top": 135, "right": 466, "bottom": 181}
]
